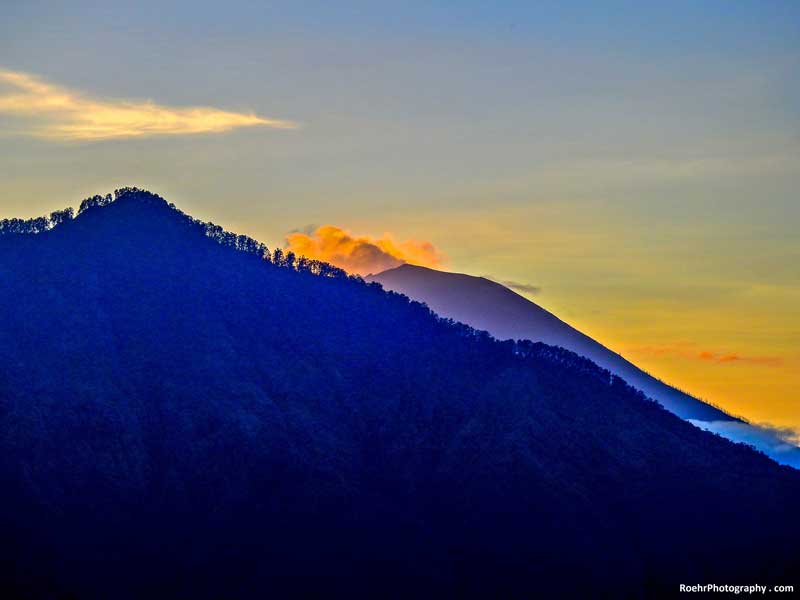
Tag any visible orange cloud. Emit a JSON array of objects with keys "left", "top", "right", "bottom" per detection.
[{"left": 284, "top": 225, "right": 444, "bottom": 276}]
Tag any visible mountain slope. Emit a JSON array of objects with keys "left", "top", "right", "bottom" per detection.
[
  {"left": 368, "top": 265, "right": 800, "bottom": 467},
  {"left": 1, "top": 189, "right": 799, "bottom": 598},
  {"left": 368, "top": 265, "right": 732, "bottom": 421}
]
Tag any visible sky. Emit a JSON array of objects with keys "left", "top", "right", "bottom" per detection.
[{"left": 1, "top": 1, "right": 798, "bottom": 431}]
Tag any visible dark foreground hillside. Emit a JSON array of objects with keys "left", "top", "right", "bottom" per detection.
[{"left": 0, "top": 189, "right": 798, "bottom": 599}]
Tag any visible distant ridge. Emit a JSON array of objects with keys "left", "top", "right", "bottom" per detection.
[{"left": 368, "top": 264, "right": 734, "bottom": 421}]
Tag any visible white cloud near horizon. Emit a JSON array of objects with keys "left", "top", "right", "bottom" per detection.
[
  {"left": 688, "top": 419, "right": 800, "bottom": 469},
  {"left": 0, "top": 69, "right": 296, "bottom": 141}
]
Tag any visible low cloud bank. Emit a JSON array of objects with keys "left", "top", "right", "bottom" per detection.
[
  {"left": 689, "top": 420, "right": 800, "bottom": 468},
  {"left": 482, "top": 276, "right": 540, "bottom": 295}
]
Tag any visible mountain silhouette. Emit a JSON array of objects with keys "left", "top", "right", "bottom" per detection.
[
  {"left": 1, "top": 189, "right": 798, "bottom": 598},
  {"left": 368, "top": 264, "right": 800, "bottom": 467}
]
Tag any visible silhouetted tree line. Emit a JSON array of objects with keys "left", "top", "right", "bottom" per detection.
[
  {"left": 0, "top": 207, "right": 74, "bottom": 236},
  {"left": 24, "top": 187, "right": 358, "bottom": 282}
]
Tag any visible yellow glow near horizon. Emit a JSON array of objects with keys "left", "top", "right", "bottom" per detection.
[{"left": 0, "top": 69, "right": 297, "bottom": 140}]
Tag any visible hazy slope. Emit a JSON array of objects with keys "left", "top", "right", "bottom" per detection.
[
  {"left": 1, "top": 189, "right": 799, "bottom": 598},
  {"left": 368, "top": 264, "right": 800, "bottom": 467}
]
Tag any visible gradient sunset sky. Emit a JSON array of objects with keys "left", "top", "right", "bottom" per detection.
[{"left": 1, "top": 1, "right": 798, "bottom": 431}]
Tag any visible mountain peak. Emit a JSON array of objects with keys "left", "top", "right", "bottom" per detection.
[
  {"left": 369, "top": 262, "right": 434, "bottom": 277},
  {"left": 0, "top": 187, "right": 175, "bottom": 239},
  {"left": 0, "top": 187, "right": 360, "bottom": 287},
  {"left": 77, "top": 187, "right": 171, "bottom": 217}
]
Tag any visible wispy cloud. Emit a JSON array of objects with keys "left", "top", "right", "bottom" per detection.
[
  {"left": 483, "top": 276, "right": 540, "bottom": 295},
  {"left": 0, "top": 68, "right": 296, "bottom": 141},
  {"left": 696, "top": 351, "right": 782, "bottom": 366},
  {"left": 285, "top": 225, "right": 444, "bottom": 276},
  {"left": 627, "top": 343, "right": 783, "bottom": 367}
]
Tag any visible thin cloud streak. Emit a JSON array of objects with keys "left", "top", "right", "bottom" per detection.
[
  {"left": 482, "top": 276, "right": 540, "bottom": 295},
  {"left": 627, "top": 343, "right": 783, "bottom": 367},
  {"left": 696, "top": 351, "right": 783, "bottom": 366},
  {"left": 0, "top": 69, "right": 296, "bottom": 140}
]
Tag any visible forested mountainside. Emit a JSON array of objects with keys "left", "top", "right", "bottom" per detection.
[{"left": 1, "top": 189, "right": 798, "bottom": 598}]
